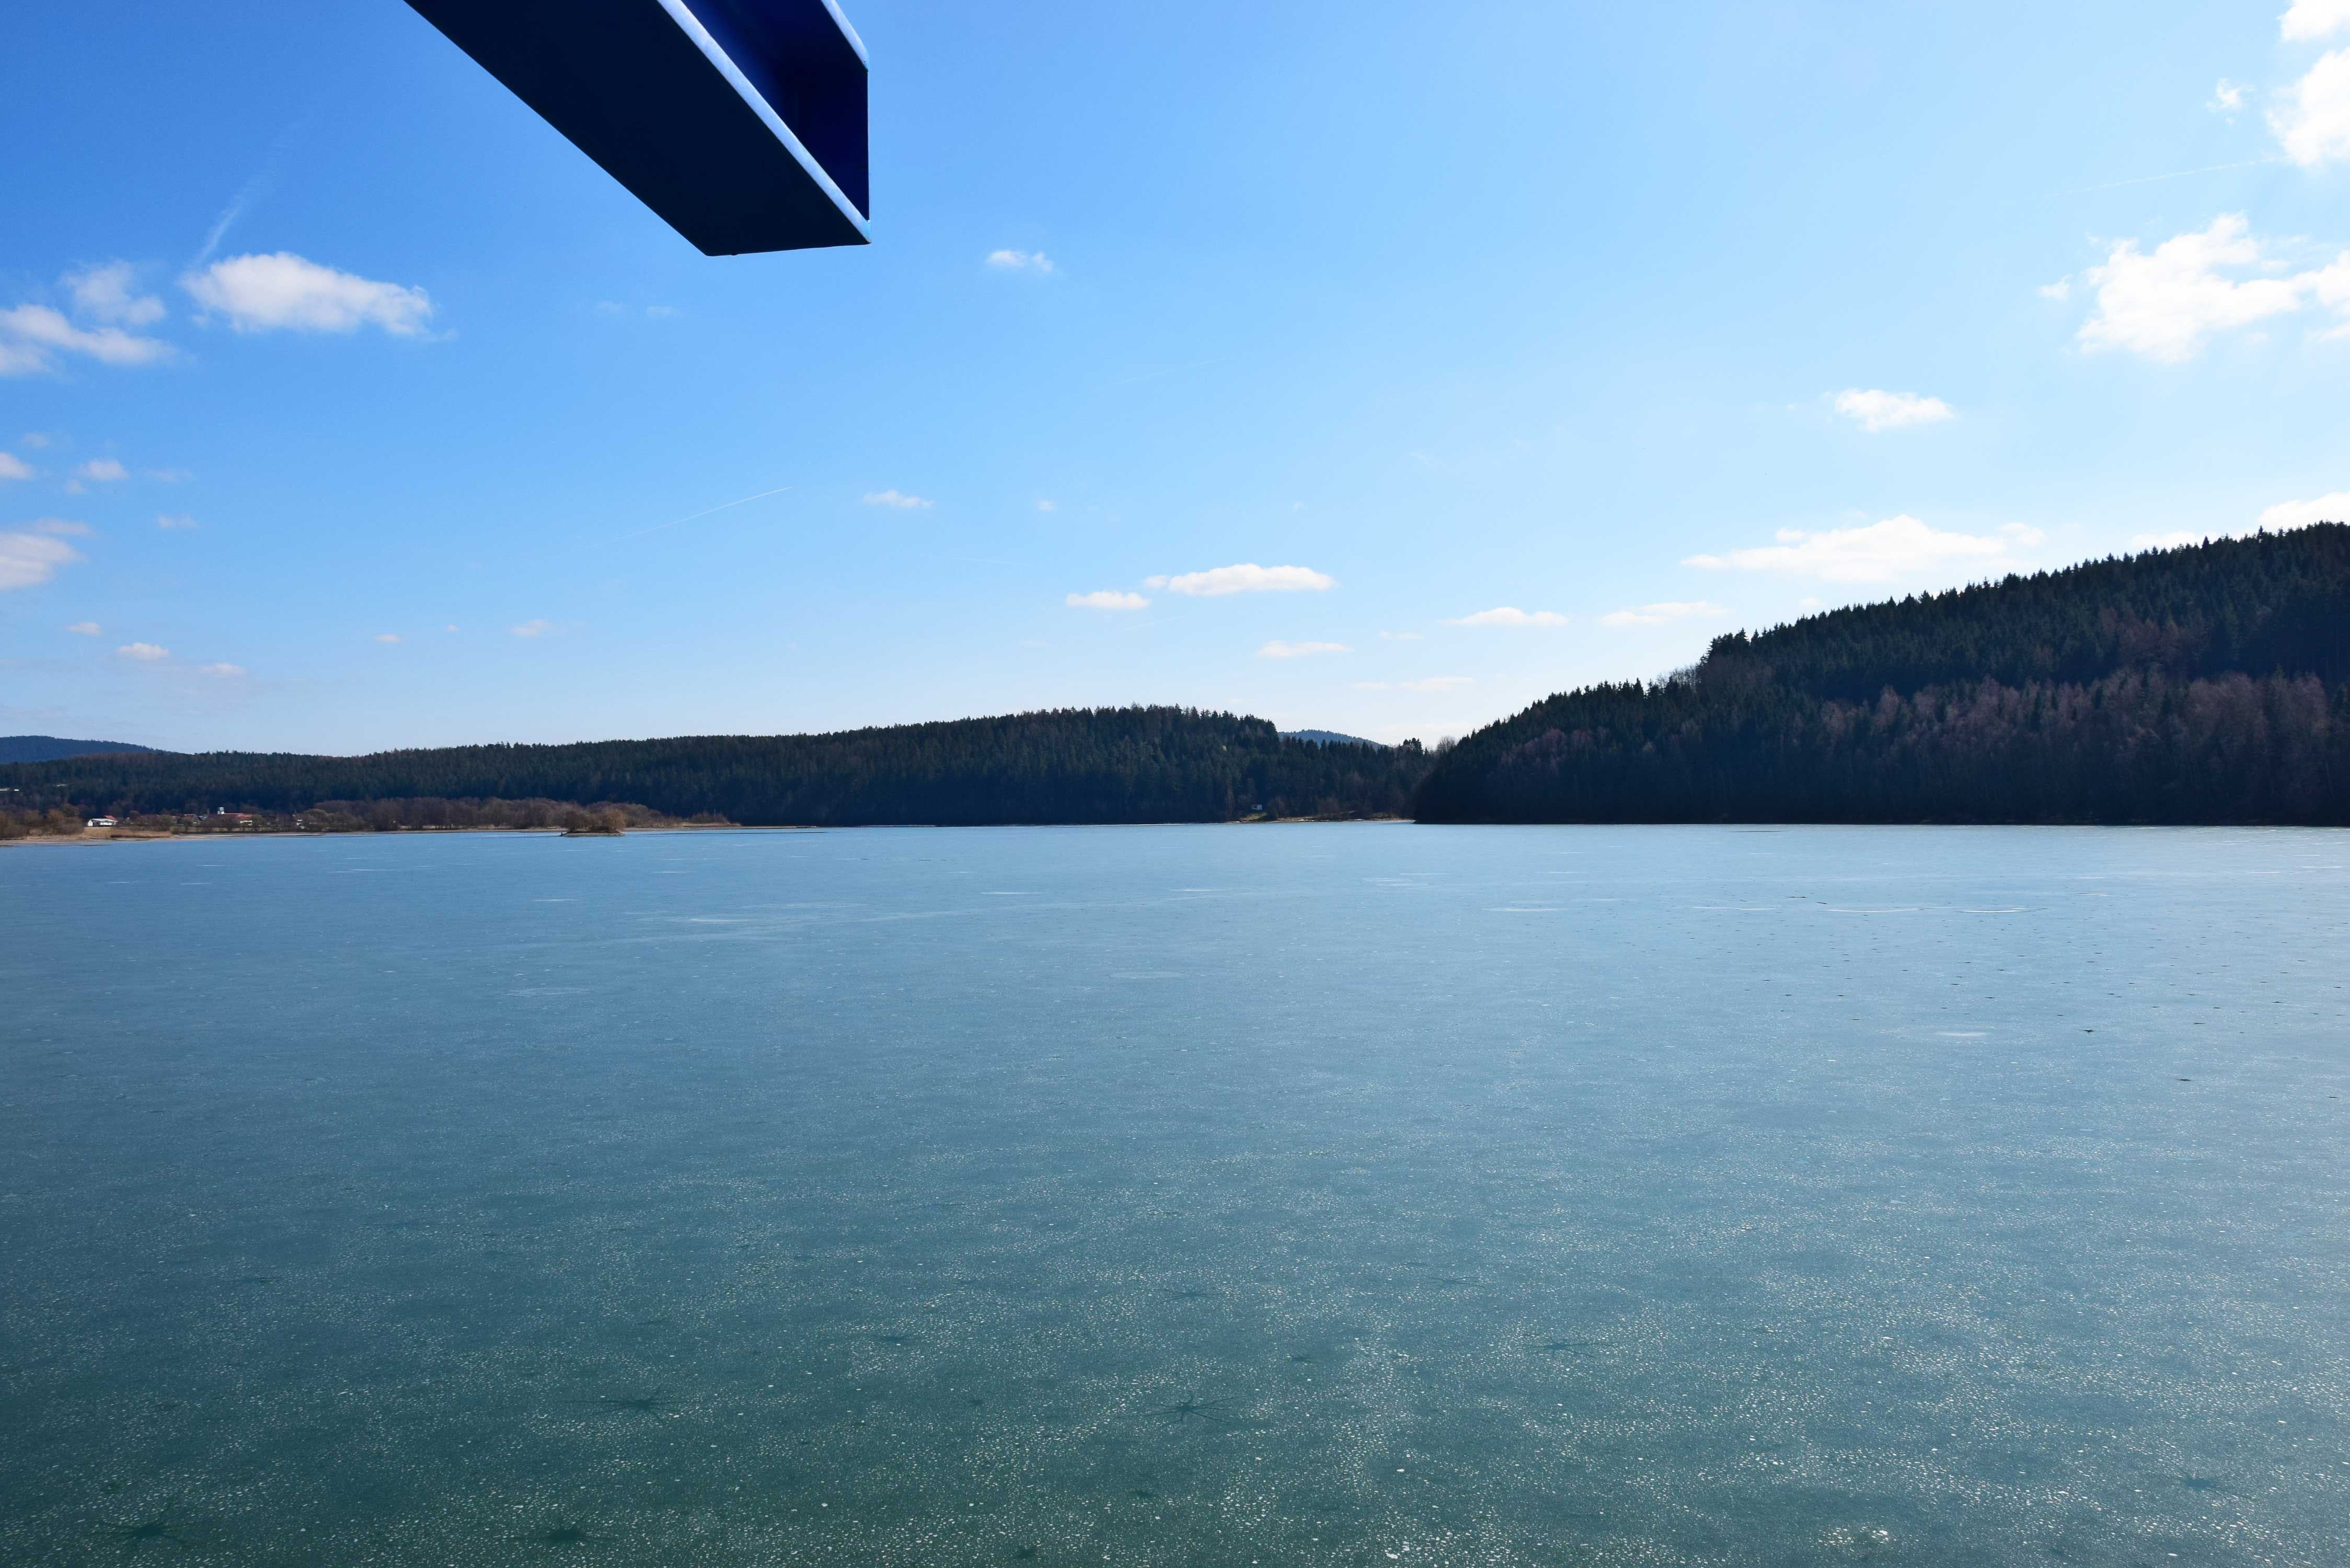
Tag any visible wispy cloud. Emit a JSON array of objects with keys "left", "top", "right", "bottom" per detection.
[
  {"left": 985, "top": 249, "right": 1055, "bottom": 274},
  {"left": 2071, "top": 214, "right": 2350, "bottom": 360},
  {"left": 1258, "top": 640, "right": 1351, "bottom": 658},
  {"left": 1035, "top": 499, "right": 1057, "bottom": 512},
  {"left": 374, "top": 633, "right": 404, "bottom": 644},
  {"left": 1445, "top": 606, "right": 1565, "bottom": 627},
  {"left": 1066, "top": 590, "right": 1149, "bottom": 610},
  {"left": 200, "top": 662, "right": 246, "bottom": 677},
  {"left": 156, "top": 513, "right": 198, "bottom": 530},
  {"left": 511, "top": 619, "right": 551, "bottom": 638},
  {"left": 2259, "top": 489, "right": 2350, "bottom": 529},
  {"left": 64, "top": 262, "right": 165, "bottom": 327},
  {"left": 862, "top": 489, "right": 932, "bottom": 509},
  {"left": 1147, "top": 563, "right": 1334, "bottom": 596},
  {"left": 2210, "top": 78, "right": 2248, "bottom": 116},
  {"left": 1600, "top": 601, "right": 1728, "bottom": 627},
  {"left": 1831, "top": 388, "right": 1955, "bottom": 432},
  {"left": 0, "top": 453, "right": 31, "bottom": 481},
  {"left": 74, "top": 458, "right": 127, "bottom": 483},
  {"left": 1378, "top": 630, "right": 1423, "bottom": 641},
  {"left": 33, "top": 519, "right": 90, "bottom": 536},
  {"left": 1, "top": 531, "right": 84, "bottom": 589},
  {"left": 0, "top": 303, "right": 172, "bottom": 375},
  {"left": 116, "top": 641, "right": 170, "bottom": 661},
  {"left": 183, "top": 252, "right": 433, "bottom": 336},
  {"left": 1687, "top": 516, "right": 2041, "bottom": 584},
  {"left": 66, "top": 620, "right": 101, "bottom": 635}
]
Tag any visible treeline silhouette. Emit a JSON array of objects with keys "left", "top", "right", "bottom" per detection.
[
  {"left": 1414, "top": 526, "right": 2350, "bottom": 825},
  {"left": 0, "top": 707, "right": 1428, "bottom": 826}
]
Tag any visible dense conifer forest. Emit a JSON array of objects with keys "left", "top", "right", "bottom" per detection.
[
  {"left": 0, "top": 707, "right": 1426, "bottom": 828},
  {"left": 1413, "top": 526, "right": 2350, "bottom": 825}
]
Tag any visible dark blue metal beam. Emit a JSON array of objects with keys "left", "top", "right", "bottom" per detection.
[{"left": 403, "top": 0, "right": 869, "bottom": 256}]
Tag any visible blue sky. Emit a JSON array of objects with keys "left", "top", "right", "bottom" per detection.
[{"left": 5, "top": 0, "right": 2349, "bottom": 753}]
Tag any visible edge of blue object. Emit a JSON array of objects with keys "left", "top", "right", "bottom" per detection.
[
  {"left": 656, "top": 0, "right": 870, "bottom": 246},
  {"left": 402, "top": 0, "right": 869, "bottom": 256}
]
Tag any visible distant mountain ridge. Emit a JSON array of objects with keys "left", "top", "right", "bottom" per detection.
[
  {"left": 1414, "top": 527, "right": 2350, "bottom": 825},
  {"left": 1282, "top": 729, "right": 1387, "bottom": 748},
  {"left": 1, "top": 707, "right": 1429, "bottom": 826},
  {"left": 0, "top": 736, "right": 167, "bottom": 766}
]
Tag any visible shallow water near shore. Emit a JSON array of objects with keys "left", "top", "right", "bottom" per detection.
[{"left": 4, "top": 823, "right": 2347, "bottom": 1566}]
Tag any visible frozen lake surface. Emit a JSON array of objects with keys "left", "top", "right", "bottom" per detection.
[{"left": 3, "top": 824, "right": 2346, "bottom": 1565}]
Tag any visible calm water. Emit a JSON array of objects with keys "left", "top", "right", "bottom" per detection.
[{"left": 3, "top": 824, "right": 2347, "bottom": 1566}]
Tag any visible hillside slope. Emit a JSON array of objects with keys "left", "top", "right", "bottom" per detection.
[
  {"left": 1414, "top": 526, "right": 2350, "bottom": 825},
  {"left": 1, "top": 707, "right": 1427, "bottom": 826},
  {"left": 0, "top": 735, "right": 166, "bottom": 765}
]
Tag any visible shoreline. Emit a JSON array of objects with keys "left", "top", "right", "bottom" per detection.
[{"left": 2, "top": 817, "right": 1418, "bottom": 848}]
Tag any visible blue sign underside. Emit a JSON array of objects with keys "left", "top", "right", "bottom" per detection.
[{"left": 403, "top": 0, "right": 869, "bottom": 256}]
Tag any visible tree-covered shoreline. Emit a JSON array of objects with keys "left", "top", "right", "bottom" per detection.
[
  {"left": 1, "top": 707, "right": 1429, "bottom": 829},
  {"left": 1414, "top": 527, "right": 2350, "bottom": 825}
]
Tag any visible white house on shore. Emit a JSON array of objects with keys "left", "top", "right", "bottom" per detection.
[{"left": 85, "top": 816, "right": 118, "bottom": 829}]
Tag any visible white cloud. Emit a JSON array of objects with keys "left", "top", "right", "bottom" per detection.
[
  {"left": 1686, "top": 516, "right": 2041, "bottom": 584},
  {"left": 1445, "top": 606, "right": 1566, "bottom": 627},
  {"left": 75, "top": 458, "right": 128, "bottom": 483},
  {"left": 64, "top": 261, "right": 165, "bottom": 327},
  {"left": 67, "top": 620, "right": 101, "bottom": 635},
  {"left": 985, "top": 249, "right": 1055, "bottom": 273},
  {"left": 155, "top": 513, "right": 198, "bottom": 530},
  {"left": 2272, "top": 50, "right": 2350, "bottom": 166},
  {"left": 375, "top": 632, "right": 404, "bottom": 644},
  {"left": 1356, "top": 676, "right": 1473, "bottom": 692},
  {"left": 0, "top": 531, "right": 83, "bottom": 589},
  {"left": 511, "top": 619, "right": 551, "bottom": 638},
  {"left": 2073, "top": 215, "right": 2348, "bottom": 361},
  {"left": 594, "top": 301, "right": 626, "bottom": 317},
  {"left": 1066, "top": 590, "right": 1149, "bottom": 610},
  {"left": 1600, "top": 601, "right": 1729, "bottom": 627},
  {"left": 1831, "top": 388, "right": 1956, "bottom": 432},
  {"left": 0, "top": 303, "right": 172, "bottom": 374},
  {"left": 116, "top": 642, "right": 169, "bottom": 661},
  {"left": 1036, "top": 499, "right": 1057, "bottom": 512},
  {"left": 1258, "top": 640, "right": 1351, "bottom": 658},
  {"left": 182, "top": 252, "right": 433, "bottom": 336},
  {"left": 200, "top": 662, "right": 247, "bottom": 677},
  {"left": 2283, "top": 0, "right": 2350, "bottom": 41},
  {"left": 20, "top": 432, "right": 49, "bottom": 448},
  {"left": 2038, "top": 279, "right": 2073, "bottom": 301},
  {"left": 148, "top": 468, "right": 192, "bottom": 482},
  {"left": 0, "top": 454, "right": 31, "bottom": 480},
  {"left": 2209, "top": 79, "right": 2247, "bottom": 116},
  {"left": 645, "top": 304, "right": 678, "bottom": 318},
  {"left": 862, "top": 489, "right": 932, "bottom": 509},
  {"left": 2259, "top": 489, "right": 2350, "bottom": 529},
  {"left": 33, "top": 518, "right": 91, "bottom": 535},
  {"left": 1150, "top": 563, "right": 1335, "bottom": 596}
]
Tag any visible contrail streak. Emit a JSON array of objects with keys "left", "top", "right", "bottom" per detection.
[
  {"left": 192, "top": 113, "right": 317, "bottom": 268},
  {"left": 2066, "top": 157, "right": 2276, "bottom": 194},
  {"left": 616, "top": 485, "right": 795, "bottom": 540}
]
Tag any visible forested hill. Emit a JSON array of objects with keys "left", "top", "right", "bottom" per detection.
[
  {"left": 1414, "top": 525, "right": 2350, "bottom": 825},
  {"left": 0, "top": 707, "right": 1428, "bottom": 826},
  {"left": 0, "top": 735, "right": 166, "bottom": 765}
]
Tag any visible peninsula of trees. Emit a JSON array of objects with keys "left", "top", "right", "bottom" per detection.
[
  {"left": 1, "top": 707, "right": 1426, "bottom": 830},
  {"left": 1413, "top": 526, "right": 2349, "bottom": 825}
]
